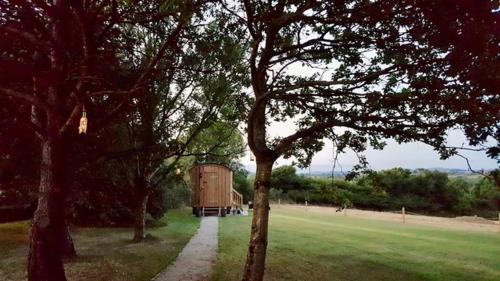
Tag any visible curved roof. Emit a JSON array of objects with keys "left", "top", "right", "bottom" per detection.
[{"left": 190, "top": 163, "right": 233, "bottom": 172}]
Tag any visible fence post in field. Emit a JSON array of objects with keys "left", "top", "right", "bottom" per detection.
[
  {"left": 305, "top": 200, "right": 308, "bottom": 211},
  {"left": 344, "top": 205, "right": 347, "bottom": 217},
  {"left": 402, "top": 206, "right": 406, "bottom": 223},
  {"left": 278, "top": 198, "right": 281, "bottom": 208}
]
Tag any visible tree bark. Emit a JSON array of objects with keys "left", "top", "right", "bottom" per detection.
[
  {"left": 58, "top": 220, "right": 76, "bottom": 258},
  {"left": 242, "top": 160, "right": 274, "bottom": 281},
  {"left": 133, "top": 185, "right": 150, "bottom": 242},
  {"left": 28, "top": 135, "right": 67, "bottom": 281}
]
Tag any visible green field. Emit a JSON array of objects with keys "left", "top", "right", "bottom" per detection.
[
  {"left": 0, "top": 208, "right": 199, "bottom": 281},
  {"left": 211, "top": 207, "right": 500, "bottom": 281}
]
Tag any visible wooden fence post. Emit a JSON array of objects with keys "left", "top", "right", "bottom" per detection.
[
  {"left": 402, "top": 206, "right": 406, "bottom": 223},
  {"left": 305, "top": 200, "right": 308, "bottom": 211}
]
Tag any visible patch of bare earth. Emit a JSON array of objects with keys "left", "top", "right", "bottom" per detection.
[{"left": 274, "top": 204, "right": 500, "bottom": 233}]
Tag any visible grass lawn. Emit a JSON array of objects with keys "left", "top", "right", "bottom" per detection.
[
  {"left": 0, "top": 208, "right": 199, "bottom": 281},
  {"left": 211, "top": 206, "right": 500, "bottom": 281}
]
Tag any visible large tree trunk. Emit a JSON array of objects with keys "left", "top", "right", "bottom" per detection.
[
  {"left": 28, "top": 135, "right": 68, "bottom": 281},
  {"left": 242, "top": 160, "right": 273, "bottom": 281},
  {"left": 58, "top": 220, "right": 76, "bottom": 258},
  {"left": 133, "top": 182, "right": 150, "bottom": 242}
]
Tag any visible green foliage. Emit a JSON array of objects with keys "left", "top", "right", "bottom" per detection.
[
  {"left": 270, "top": 166, "right": 312, "bottom": 192},
  {"left": 148, "top": 175, "right": 192, "bottom": 220},
  {"left": 68, "top": 154, "right": 193, "bottom": 226},
  {"left": 0, "top": 115, "right": 39, "bottom": 209},
  {"left": 472, "top": 178, "right": 500, "bottom": 216},
  {"left": 232, "top": 162, "right": 253, "bottom": 203},
  {"left": 188, "top": 122, "right": 245, "bottom": 165},
  {"left": 69, "top": 162, "right": 136, "bottom": 227},
  {"left": 240, "top": 0, "right": 499, "bottom": 169},
  {"left": 270, "top": 166, "right": 498, "bottom": 216}
]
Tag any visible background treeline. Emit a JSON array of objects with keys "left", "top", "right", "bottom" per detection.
[
  {"left": 267, "top": 166, "right": 499, "bottom": 218},
  {"left": 0, "top": 154, "right": 251, "bottom": 226},
  {"left": 68, "top": 159, "right": 252, "bottom": 226},
  {"left": 0, "top": 120, "right": 249, "bottom": 226}
]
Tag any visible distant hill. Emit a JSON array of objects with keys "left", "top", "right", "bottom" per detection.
[
  {"left": 418, "top": 168, "right": 476, "bottom": 175},
  {"left": 244, "top": 164, "right": 486, "bottom": 177}
]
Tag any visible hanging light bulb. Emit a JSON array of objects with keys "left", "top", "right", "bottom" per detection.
[{"left": 79, "top": 107, "right": 88, "bottom": 134}]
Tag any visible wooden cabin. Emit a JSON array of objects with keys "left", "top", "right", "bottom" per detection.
[{"left": 190, "top": 164, "right": 243, "bottom": 217}]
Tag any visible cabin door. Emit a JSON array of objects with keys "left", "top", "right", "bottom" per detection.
[{"left": 203, "top": 172, "right": 219, "bottom": 207}]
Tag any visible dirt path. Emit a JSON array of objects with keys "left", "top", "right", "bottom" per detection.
[{"left": 152, "top": 217, "right": 218, "bottom": 281}]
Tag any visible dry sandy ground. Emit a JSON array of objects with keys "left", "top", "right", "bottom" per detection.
[
  {"left": 152, "top": 217, "right": 218, "bottom": 281},
  {"left": 273, "top": 204, "right": 500, "bottom": 233}
]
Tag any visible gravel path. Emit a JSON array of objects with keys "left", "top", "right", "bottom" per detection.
[{"left": 152, "top": 217, "right": 219, "bottom": 281}]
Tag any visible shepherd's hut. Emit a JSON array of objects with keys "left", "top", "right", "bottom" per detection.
[{"left": 190, "top": 164, "right": 243, "bottom": 217}]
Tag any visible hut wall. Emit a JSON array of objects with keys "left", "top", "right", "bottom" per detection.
[{"left": 190, "top": 164, "right": 235, "bottom": 209}]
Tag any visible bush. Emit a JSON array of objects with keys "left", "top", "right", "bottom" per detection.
[
  {"left": 148, "top": 179, "right": 191, "bottom": 220},
  {"left": 269, "top": 165, "right": 497, "bottom": 216},
  {"left": 233, "top": 166, "right": 253, "bottom": 203},
  {"left": 271, "top": 166, "right": 313, "bottom": 191},
  {"left": 68, "top": 161, "right": 191, "bottom": 226}
]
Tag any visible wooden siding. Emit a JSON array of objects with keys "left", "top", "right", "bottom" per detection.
[{"left": 190, "top": 164, "right": 242, "bottom": 209}]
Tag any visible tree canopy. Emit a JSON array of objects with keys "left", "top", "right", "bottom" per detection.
[{"left": 228, "top": 1, "right": 499, "bottom": 280}]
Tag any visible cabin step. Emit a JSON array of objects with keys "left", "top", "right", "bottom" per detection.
[{"left": 202, "top": 207, "right": 224, "bottom": 217}]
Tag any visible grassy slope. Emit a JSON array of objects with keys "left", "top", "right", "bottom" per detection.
[
  {"left": 212, "top": 207, "right": 500, "bottom": 281},
  {"left": 0, "top": 208, "right": 199, "bottom": 281}
]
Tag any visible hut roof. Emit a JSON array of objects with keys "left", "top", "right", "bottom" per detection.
[{"left": 190, "top": 162, "right": 233, "bottom": 172}]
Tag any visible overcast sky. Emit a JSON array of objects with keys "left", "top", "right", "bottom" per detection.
[{"left": 239, "top": 122, "right": 498, "bottom": 172}]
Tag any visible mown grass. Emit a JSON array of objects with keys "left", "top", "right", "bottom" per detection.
[
  {"left": 211, "top": 206, "right": 500, "bottom": 281},
  {"left": 0, "top": 208, "right": 199, "bottom": 281}
]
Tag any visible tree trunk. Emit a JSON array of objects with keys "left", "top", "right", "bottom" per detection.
[
  {"left": 58, "top": 220, "right": 76, "bottom": 258},
  {"left": 133, "top": 188, "right": 150, "bottom": 242},
  {"left": 242, "top": 160, "right": 273, "bottom": 281},
  {"left": 28, "top": 136, "right": 67, "bottom": 281}
]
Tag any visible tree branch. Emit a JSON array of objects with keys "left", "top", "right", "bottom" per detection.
[
  {"left": 0, "top": 87, "right": 51, "bottom": 112},
  {"left": 0, "top": 26, "right": 51, "bottom": 51}
]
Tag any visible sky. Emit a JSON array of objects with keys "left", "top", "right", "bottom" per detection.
[{"left": 239, "top": 121, "right": 498, "bottom": 172}]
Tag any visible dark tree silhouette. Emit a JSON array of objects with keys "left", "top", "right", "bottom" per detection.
[{"left": 0, "top": 0, "right": 213, "bottom": 279}]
